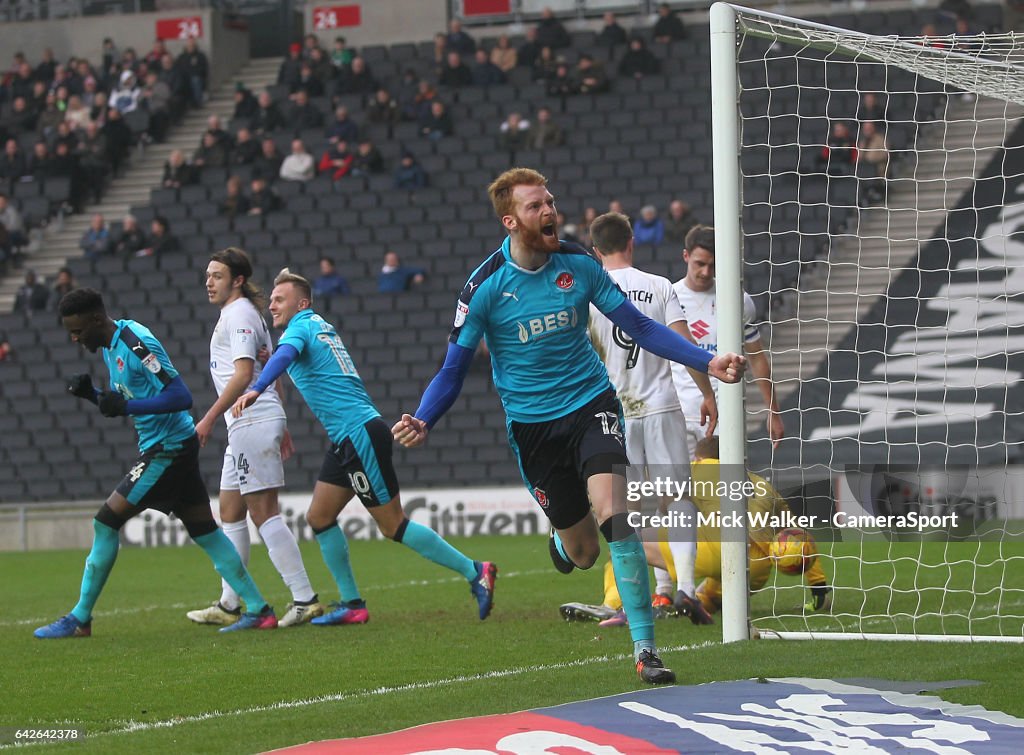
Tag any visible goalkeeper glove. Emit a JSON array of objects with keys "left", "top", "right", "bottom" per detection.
[
  {"left": 98, "top": 391, "right": 128, "bottom": 417},
  {"left": 67, "top": 373, "right": 99, "bottom": 404}
]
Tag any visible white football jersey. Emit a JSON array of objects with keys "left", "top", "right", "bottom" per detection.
[
  {"left": 671, "top": 280, "right": 760, "bottom": 421},
  {"left": 210, "top": 297, "right": 286, "bottom": 429},
  {"left": 589, "top": 266, "right": 686, "bottom": 419}
]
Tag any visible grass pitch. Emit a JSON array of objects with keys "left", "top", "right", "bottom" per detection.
[{"left": 2, "top": 536, "right": 1024, "bottom": 753}]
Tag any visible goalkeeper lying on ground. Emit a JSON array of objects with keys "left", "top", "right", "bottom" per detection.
[{"left": 561, "top": 437, "right": 832, "bottom": 624}]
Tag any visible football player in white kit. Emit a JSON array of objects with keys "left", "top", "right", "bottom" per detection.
[
  {"left": 187, "top": 247, "right": 323, "bottom": 627},
  {"left": 584, "top": 212, "right": 716, "bottom": 623},
  {"left": 671, "top": 225, "right": 784, "bottom": 453}
]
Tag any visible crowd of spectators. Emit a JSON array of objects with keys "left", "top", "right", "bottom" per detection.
[{"left": 0, "top": 38, "right": 209, "bottom": 218}]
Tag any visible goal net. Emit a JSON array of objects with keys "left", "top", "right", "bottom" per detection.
[{"left": 709, "top": 2, "right": 1024, "bottom": 643}]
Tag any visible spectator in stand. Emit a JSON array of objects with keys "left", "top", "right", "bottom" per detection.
[
  {"left": 80, "top": 213, "right": 111, "bottom": 258},
  {"left": 378, "top": 250, "right": 425, "bottom": 292},
  {"left": 302, "top": 33, "right": 322, "bottom": 59},
  {"left": 35, "top": 48, "right": 57, "bottom": 83},
  {"left": 144, "top": 39, "right": 167, "bottom": 69},
  {"left": 856, "top": 121, "right": 890, "bottom": 204},
  {"left": 1, "top": 96, "right": 38, "bottom": 137},
  {"left": 232, "top": 127, "right": 260, "bottom": 165},
  {"left": 393, "top": 150, "right": 428, "bottom": 190},
  {"left": 574, "top": 55, "right": 609, "bottom": 94},
  {"left": 193, "top": 131, "right": 229, "bottom": 169},
  {"left": 411, "top": 79, "right": 439, "bottom": 122},
  {"left": 247, "top": 177, "right": 281, "bottom": 216},
  {"left": 619, "top": 37, "right": 662, "bottom": 79},
  {"left": 433, "top": 33, "right": 449, "bottom": 68},
  {"left": 103, "top": 107, "right": 133, "bottom": 176},
  {"left": 203, "top": 114, "right": 232, "bottom": 149},
  {"left": 219, "top": 175, "right": 250, "bottom": 219},
  {"left": 163, "top": 149, "right": 195, "bottom": 188},
  {"left": 608, "top": 199, "right": 625, "bottom": 214},
  {"left": 532, "top": 46, "right": 559, "bottom": 83},
  {"left": 9, "top": 62, "right": 35, "bottom": 102},
  {"left": 546, "top": 62, "right": 576, "bottom": 97},
  {"left": 49, "top": 267, "right": 76, "bottom": 318},
  {"left": 280, "top": 138, "right": 315, "bottom": 182},
  {"left": 292, "top": 62, "right": 324, "bottom": 98},
  {"left": 251, "top": 91, "right": 284, "bottom": 134},
  {"left": 527, "top": 105, "right": 564, "bottom": 149},
  {"left": 14, "top": 269, "right": 49, "bottom": 316},
  {"left": 111, "top": 70, "right": 141, "bottom": 113},
  {"left": 419, "top": 100, "right": 454, "bottom": 141},
  {"left": 597, "top": 12, "right": 629, "bottom": 54},
  {"left": 336, "top": 56, "right": 378, "bottom": 96},
  {"left": 491, "top": 35, "right": 518, "bottom": 73},
  {"left": 817, "top": 121, "right": 857, "bottom": 175},
  {"left": 332, "top": 37, "right": 355, "bottom": 69},
  {"left": 633, "top": 204, "right": 665, "bottom": 247},
  {"left": 325, "top": 105, "right": 359, "bottom": 144},
  {"left": 140, "top": 71, "right": 171, "bottom": 141},
  {"left": 313, "top": 256, "right": 351, "bottom": 299},
  {"left": 0, "top": 193, "right": 27, "bottom": 249},
  {"left": 472, "top": 49, "right": 506, "bottom": 87},
  {"left": 517, "top": 27, "right": 542, "bottom": 70},
  {"left": 36, "top": 92, "right": 65, "bottom": 139},
  {"left": 308, "top": 47, "right": 334, "bottom": 88},
  {"left": 278, "top": 43, "right": 303, "bottom": 91},
  {"left": 351, "top": 139, "right": 384, "bottom": 176},
  {"left": 27, "top": 141, "right": 55, "bottom": 181},
  {"left": 286, "top": 89, "right": 324, "bottom": 131},
  {"left": 396, "top": 69, "right": 422, "bottom": 119},
  {"left": 116, "top": 214, "right": 147, "bottom": 256},
  {"left": 177, "top": 37, "right": 209, "bottom": 107},
  {"left": 318, "top": 139, "right": 354, "bottom": 181},
  {"left": 653, "top": 3, "right": 689, "bottom": 43},
  {"left": 0, "top": 336, "right": 11, "bottom": 362},
  {"left": 253, "top": 137, "right": 284, "bottom": 182},
  {"left": 138, "top": 215, "right": 178, "bottom": 257},
  {"left": 663, "top": 199, "right": 698, "bottom": 249},
  {"left": 446, "top": 19, "right": 476, "bottom": 56},
  {"left": 577, "top": 206, "right": 599, "bottom": 247},
  {"left": 158, "top": 53, "right": 187, "bottom": 119},
  {"left": 233, "top": 83, "right": 259, "bottom": 122},
  {"left": 536, "top": 7, "right": 571, "bottom": 50},
  {"left": 65, "top": 95, "right": 93, "bottom": 130},
  {"left": 76, "top": 122, "right": 109, "bottom": 202},
  {"left": 498, "top": 112, "right": 530, "bottom": 152},
  {"left": 367, "top": 88, "right": 400, "bottom": 126},
  {"left": 0, "top": 139, "right": 28, "bottom": 184},
  {"left": 858, "top": 92, "right": 886, "bottom": 125},
  {"left": 439, "top": 51, "right": 474, "bottom": 88}
]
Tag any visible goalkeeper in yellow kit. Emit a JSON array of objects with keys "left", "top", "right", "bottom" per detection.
[{"left": 564, "top": 436, "right": 831, "bottom": 622}]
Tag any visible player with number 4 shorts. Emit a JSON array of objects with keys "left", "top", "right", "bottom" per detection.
[
  {"left": 187, "top": 248, "right": 323, "bottom": 628},
  {"left": 393, "top": 169, "right": 747, "bottom": 684},
  {"left": 233, "top": 268, "right": 496, "bottom": 626}
]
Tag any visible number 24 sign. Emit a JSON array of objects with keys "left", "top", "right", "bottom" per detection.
[
  {"left": 155, "top": 16, "right": 203, "bottom": 41},
  {"left": 313, "top": 5, "right": 361, "bottom": 30}
]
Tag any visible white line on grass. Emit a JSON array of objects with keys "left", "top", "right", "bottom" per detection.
[
  {"left": 2, "top": 569, "right": 553, "bottom": 628},
  {"left": 69, "top": 641, "right": 719, "bottom": 742}
]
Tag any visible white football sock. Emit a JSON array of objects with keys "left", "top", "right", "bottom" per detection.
[
  {"left": 259, "top": 515, "right": 315, "bottom": 603},
  {"left": 219, "top": 519, "right": 250, "bottom": 611},
  {"left": 653, "top": 567, "right": 674, "bottom": 597},
  {"left": 667, "top": 499, "right": 697, "bottom": 596}
]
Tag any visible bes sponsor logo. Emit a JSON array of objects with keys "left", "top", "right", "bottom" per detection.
[{"left": 516, "top": 307, "right": 578, "bottom": 343}]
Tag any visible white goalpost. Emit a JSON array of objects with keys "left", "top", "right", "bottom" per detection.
[{"left": 710, "top": 2, "right": 1024, "bottom": 644}]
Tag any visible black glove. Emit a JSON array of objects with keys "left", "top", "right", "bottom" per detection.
[
  {"left": 98, "top": 391, "right": 128, "bottom": 417},
  {"left": 67, "top": 373, "right": 98, "bottom": 404}
]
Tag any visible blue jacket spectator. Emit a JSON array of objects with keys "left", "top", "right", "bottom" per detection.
[
  {"left": 393, "top": 152, "right": 428, "bottom": 190},
  {"left": 80, "top": 213, "right": 112, "bottom": 258},
  {"left": 633, "top": 205, "right": 665, "bottom": 246},
  {"left": 378, "top": 250, "right": 425, "bottom": 293},
  {"left": 313, "top": 257, "right": 351, "bottom": 298},
  {"left": 325, "top": 106, "right": 360, "bottom": 144},
  {"left": 446, "top": 19, "right": 476, "bottom": 56}
]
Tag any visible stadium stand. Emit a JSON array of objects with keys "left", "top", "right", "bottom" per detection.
[{"left": 0, "top": 2, "right": 1005, "bottom": 501}]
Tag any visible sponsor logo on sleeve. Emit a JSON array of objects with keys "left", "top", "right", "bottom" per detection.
[
  {"left": 141, "top": 353, "right": 162, "bottom": 374},
  {"left": 454, "top": 301, "right": 469, "bottom": 328}
]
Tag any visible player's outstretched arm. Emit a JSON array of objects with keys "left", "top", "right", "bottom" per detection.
[
  {"left": 98, "top": 375, "right": 193, "bottom": 418},
  {"left": 393, "top": 342, "right": 474, "bottom": 448},
  {"left": 231, "top": 344, "right": 298, "bottom": 418},
  {"left": 607, "top": 300, "right": 747, "bottom": 381}
]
